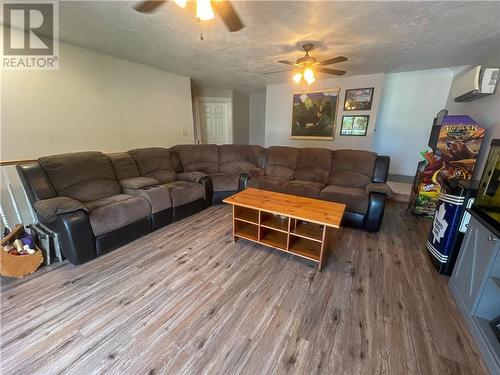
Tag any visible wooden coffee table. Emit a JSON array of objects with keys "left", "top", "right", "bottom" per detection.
[{"left": 223, "top": 188, "right": 345, "bottom": 270}]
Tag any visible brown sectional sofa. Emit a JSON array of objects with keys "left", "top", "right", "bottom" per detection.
[{"left": 17, "top": 144, "right": 391, "bottom": 265}]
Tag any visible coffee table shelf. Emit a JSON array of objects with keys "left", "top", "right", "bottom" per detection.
[
  {"left": 225, "top": 189, "right": 346, "bottom": 270},
  {"left": 234, "top": 221, "right": 258, "bottom": 241}
]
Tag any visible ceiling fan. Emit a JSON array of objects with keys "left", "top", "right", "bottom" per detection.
[
  {"left": 274, "top": 43, "right": 347, "bottom": 84},
  {"left": 134, "top": 0, "right": 245, "bottom": 32}
]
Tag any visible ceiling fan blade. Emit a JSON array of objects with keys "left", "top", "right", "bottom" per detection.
[
  {"left": 318, "top": 56, "right": 348, "bottom": 66},
  {"left": 278, "top": 60, "right": 296, "bottom": 66},
  {"left": 212, "top": 1, "right": 245, "bottom": 32},
  {"left": 317, "top": 67, "right": 346, "bottom": 76},
  {"left": 261, "top": 69, "right": 295, "bottom": 75},
  {"left": 134, "top": 0, "right": 166, "bottom": 13}
]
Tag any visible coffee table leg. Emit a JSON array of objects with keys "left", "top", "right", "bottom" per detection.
[{"left": 319, "top": 226, "right": 332, "bottom": 270}]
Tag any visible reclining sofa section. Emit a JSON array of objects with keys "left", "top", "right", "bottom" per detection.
[{"left": 17, "top": 144, "right": 391, "bottom": 265}]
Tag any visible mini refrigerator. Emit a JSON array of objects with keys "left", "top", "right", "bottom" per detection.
[{"left": 426, "top": 179, "right": 478, "bottom": 275}]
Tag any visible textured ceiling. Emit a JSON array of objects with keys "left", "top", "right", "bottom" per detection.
[{"left": 55, "top": 1, "right": 500, "bottom": 93}]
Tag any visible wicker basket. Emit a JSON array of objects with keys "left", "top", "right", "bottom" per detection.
[
  {"left": 0, "top": 248, "right": 43, "bottom": 278},
  {"left": 0, "top": 224, "right": 44, "bottom": 278}
]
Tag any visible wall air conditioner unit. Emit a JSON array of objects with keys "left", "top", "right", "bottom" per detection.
[{"left": 451, "top": 66, "right": 499, "bottom": 102}]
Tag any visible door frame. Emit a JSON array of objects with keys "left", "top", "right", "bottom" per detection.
[{"left": 194, "top": 96, "right": 233, "bottom": 144}]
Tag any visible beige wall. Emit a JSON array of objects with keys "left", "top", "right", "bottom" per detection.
[
  {"left": 264, "top": 73, "right": 385, "bottom": 150},
  {"left": 249, "top": 93, "right": 266, "bottom": 146},
  {"left": 1, "top": 36, "right": 194, "bottom": 161},
  {"left": 232, "top": 91, "right": 250, "bottom": 144},
  {"left": 373, "top": 68, "right": 456, "bottom": 175}
]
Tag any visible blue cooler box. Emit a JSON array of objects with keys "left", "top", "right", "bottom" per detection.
[{"left": 426, "top": 179, "right": 478, "bottom": 275}]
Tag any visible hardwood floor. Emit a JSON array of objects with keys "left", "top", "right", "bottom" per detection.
[{"left": 0, "top": 202, "right": 487, "bottom": 374}]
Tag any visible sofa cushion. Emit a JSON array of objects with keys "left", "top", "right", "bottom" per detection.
[
  {"left": 107, "top": 152, "right": 140, "bottom": 180},
  {"left": 247, "top": 176, "right": 287, "bottom": 192},
  {"left": 84, "top": 194, "right": 151, "bottom": 237},
  {"left": 172, "top": 144, "right": 219, "bottom": 174},
  {"left": 281, "top": 180, "right": 326, "bottom": 199},
  {"left": 209, "top": 173, "right": 240, "bottom": 192},
  {"left": 128, "top": 148, "right": 177, "bottom": 183},
  {"left": 120, "top": 177, "right": 159, "bottom": 190},
  {"left": 39, "top": 152, "right": 121, "bottom": 202},
  {"left": 264, "top": 146, "right": 298, "bottom": 180},
  {"left": 123, "top": 185, "right": 171, "bottom": 214},
  {"left": 320, "top": 185, "right": 369, "bottom": 214},
  {"left": 163, "top": 181, "right": 205, "bottom": 207},
  {"left": 218, "top": 144, "right": 263, "bottom": 174},
  {"left": 329, "top": 150, "right": 377, "bottom": 188},
  {"left": 295, "top": 148, "right": 332, "bottom": 184}
]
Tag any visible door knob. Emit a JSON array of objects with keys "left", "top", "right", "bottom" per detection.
[{"left": 488, "top": 235, "right": 497, "bottom": 241}]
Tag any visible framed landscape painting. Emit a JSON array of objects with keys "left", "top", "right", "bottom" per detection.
[
  {"left": 343, "top": 87, "right": 374, "bottom": 111},
  {"left": 291, "top": 88, "right": 340, "bottom": 140},
  {"left": 340, "top": 115, "right": 369, "bottom": 136}
]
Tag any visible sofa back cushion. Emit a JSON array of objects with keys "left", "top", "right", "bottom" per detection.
[
  {"left": 218, "top": 144, "right": 263, "bottom": 173},
  {"left": 329, "top": 149, "right": 377, "bottom": 188},
  {"left": 107, "top": 152, "right": 140, "bottom": 180},
  {"left": 295, "top": 148, "right": 332, "bottom": 184},
  {"left": 128, "top": 147, "right": 177, "bottom": 183},
  {"left": 172, "top": 144, "right": 219, "bottom": 174},
  {"left": 39, "top": 151, "right": 121, "bottom": 202},
  {"left": 264, "top": 146, "right": 298, "bottom": 180}
]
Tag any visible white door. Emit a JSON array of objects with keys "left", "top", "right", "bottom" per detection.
[{"left": 200, "top": 102, "right": 229, "bottom": 144}]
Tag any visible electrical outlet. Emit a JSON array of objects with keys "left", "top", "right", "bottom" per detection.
[{"left": 181, "top": 130, "right": 188, "bottom": 136}]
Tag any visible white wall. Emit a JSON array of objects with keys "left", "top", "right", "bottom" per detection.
[
  {"left": 232, "top": 91, "right": 250, "bottom": 144},
  {"left": 249, "top": 93, "right": 266, "bottom": 146},
  {"left": 264, "top": 73, "right": 385, "bottom": 150},
  {"left": 0, "top": 32, "right": 194, "bottom": 227},
  {"left": 1, "top": 39, "right": 194, "bottom": 161},
  {"left": 373, "top": 68, "right": 455, "bottom": 175},
  {"left": 444, "top": 49, "right": 500, "bottom": 179}
]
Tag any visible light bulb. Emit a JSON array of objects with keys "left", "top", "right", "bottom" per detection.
[
  {"left": 292, "top": 72, "right": 302, "bottom": 83},
  {"left": 304, "top": 68, "right": 315, "bottom": 84},
  {"left": 196, "top": 0, "right": 215, "bottom": 21},
  {"left": 173, "top": 0, "right": 187, "bottom": 8}
]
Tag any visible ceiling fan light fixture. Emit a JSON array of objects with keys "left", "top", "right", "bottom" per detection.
[
  {"left": 292, "top": 72, "right": 302, "bottom": 83},
  {"left": 173, "top": 0, "right": 187, "bottom": 8},
  {"left": 304, "top": 68, "right": 315, "bottom": 84},
  {"left": 196, "top": 0, "right": 215, "bottom": 21}
]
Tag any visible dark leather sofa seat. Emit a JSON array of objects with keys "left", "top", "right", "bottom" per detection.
[
  {"left": 173, "top": 144, "right": 263, "bottom": 202},
  {"left": 127, "top": 147, "right": 211, "bottom": 221},
  {"left": 83, "top": 194, "right": 151, "bottom": 237},
  {"left": 18, "top": 151, "right": 153, "bottom": 264},
  {"left": 17, "top": 143, "right": 391, "bottom": 265},
  {"left": 244, "top": 146, "right": 392, "bottom": 231}
]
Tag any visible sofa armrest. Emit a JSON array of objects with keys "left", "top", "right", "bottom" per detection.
[
  {"left": 177, "top": 171, "right": 208, "bottom": 183},
  {"left": 366, "top": 182, "right": 393, "bottom": 197},
  {"left": 39, "top": 210, "right": 96, "bottom": 264},
  {"left": 198, "top": 176, "right": 213, "bottom": 207},
  {"left": 365, "top": 193, "right": 387, "bottom": 232},
  {"left": 373, "top": 155, "right": 390, "bottom": 183},
  {"left": 248, "top": 167, "right": 264, "bottom": 178},
  {"left": 33, "top": 197, "right": 88, "bottom": 219},
  {"left": 239, "top": 173, "right": 251, "bottom": 191},
  {"left": 120, "top": 177, "right": 159, "bottom": 190}
]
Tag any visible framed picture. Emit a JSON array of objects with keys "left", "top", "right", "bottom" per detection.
[
  {"left": 344, "top": 87, "right": 374, "bottom": 111},
  {"left": 291, "top": 88, "right": 340, "bottom": 140},
  {"left": 340, "top": 115, "right": 369, "bottom": 136}
]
